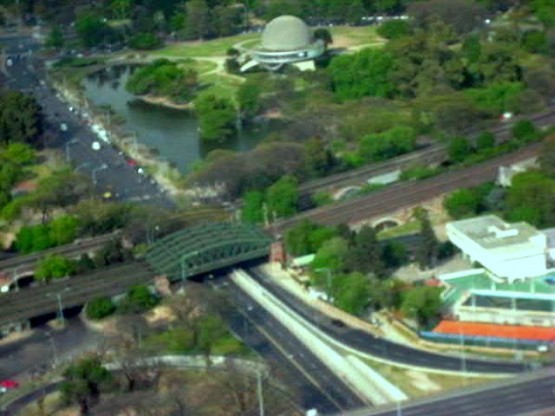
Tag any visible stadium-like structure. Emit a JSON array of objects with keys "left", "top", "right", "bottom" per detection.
[{"left": 239, "top": 15, "right": 325, "bottom": 72}]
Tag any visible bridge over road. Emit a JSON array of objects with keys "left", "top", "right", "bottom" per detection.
[{"left": 0, "top": 223, "right": 274, "bottom": 333}]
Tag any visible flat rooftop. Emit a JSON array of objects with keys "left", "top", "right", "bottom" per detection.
[
  {"left": 447, "top": 215, "right": 541, "bottom": 250},
  {"left": 441, "top": 271, "right": 555, "bottom": 306}
]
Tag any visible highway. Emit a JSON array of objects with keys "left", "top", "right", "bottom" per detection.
[
  {"left": 275, "top": 143, "right": 542, "bottom": 232},
  {"left": 340, "top": 370, "right": 555, "bottom": 416},
  {"left": 0, "top": 232, "right": 120, "bottom": 277},
  {"left": 0, "top": 262, "right": 153, "bottom": 326},
  {"left": 297, "top": 107, "right": 555, "bottom": 200},
  {"left": 221, "top": 279, "right": 366, "bottom": 414},
  {"left": 248, "top": 267, "right": 528, "bottom": 374},
  {"left": 1, "top": 35, "right": 174, "bottom": 209}
]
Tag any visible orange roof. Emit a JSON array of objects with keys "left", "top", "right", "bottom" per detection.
[{"left": 434, "top": 320, "right": 555, "bottom": 342}]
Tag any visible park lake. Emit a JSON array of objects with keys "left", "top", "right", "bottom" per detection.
[{"left": 82, "top": 65, "right": 271, "bottom": 173}]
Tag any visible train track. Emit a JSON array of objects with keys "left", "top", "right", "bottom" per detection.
[
  {"left": 0, "top": 262, "right": 154, "bottom": 326},
  {"left": 0, "top": 232, "right": 120, "bottom": 274},
  {"left": 298, "top": 107, "right": 555, "bottom": 198},
  {"left": 275, "top": 143, "right": 542, "bottom": 233}
]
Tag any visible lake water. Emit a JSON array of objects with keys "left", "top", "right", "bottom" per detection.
[{"left": 82, "top": 65, "right": 266, "bottom": 173}]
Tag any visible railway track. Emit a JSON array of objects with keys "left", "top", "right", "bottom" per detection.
[
  {"left": 298, "top": 107, "right": 555, "bottom": 198},
  {"left": 0, "top": 261, "right": 154, "bottom": 326},
  {"left": 0, "top": 232, "right": 120, "bottom": 274},
  {"left": 275, "top": 143, "right": 542, "bottom": 233}
]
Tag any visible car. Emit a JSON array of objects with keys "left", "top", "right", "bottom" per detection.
[
  {"left": 0, "top": 380, "right": 19, "bottom": 393},
  {"left": 126, "top": 158, "right": 138, "bottom": 167}
]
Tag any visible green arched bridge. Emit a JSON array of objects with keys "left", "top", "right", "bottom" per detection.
[{"left": 146, "top": 222, "right": 273, "bottom": 281}]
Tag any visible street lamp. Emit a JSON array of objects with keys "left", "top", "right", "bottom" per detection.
[
  {"left": 46, "top": 287, "right": 71, "bottom": 327},
  {"left": 45, "top": 331, "right": 59, "bottom": 367},
  {"left": 91, "top": 163, "right": 108, "bottom": 185},
  {"left": 64, "top": 139, "right": 78, "bottom": 163},
  {"left": 315, "top": 268, "right": 333, "bottom": 302}
]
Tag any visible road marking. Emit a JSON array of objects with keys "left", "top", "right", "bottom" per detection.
[{"left": 236, "top": 308, "right": 347, "bottom": 412}]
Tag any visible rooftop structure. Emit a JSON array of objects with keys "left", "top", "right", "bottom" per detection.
[
  {"left": 446, "top": 215, "right": 547, "bottom": 281},
  {"left": 239, "top": 15, "right": 325, "bottom": 72},
  {"left": 440, "top": 269, "right": 555, "bottom": 328}
]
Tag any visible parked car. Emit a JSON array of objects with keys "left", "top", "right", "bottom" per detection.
[{"left": 0, "top": 379, "right": 20, "bottom": 394}]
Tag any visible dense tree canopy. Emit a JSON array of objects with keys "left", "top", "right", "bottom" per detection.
[{"left": 0, "top": 91, "right": 42, "bottom": 147}]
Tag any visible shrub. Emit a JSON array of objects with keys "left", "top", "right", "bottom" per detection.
[{"left": 86, "top": 297, "right": 116, "bottom": 320}]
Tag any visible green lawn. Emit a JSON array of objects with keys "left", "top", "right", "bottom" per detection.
[
  {"left": 153, "top": 33, "right": 259, "bottom": 59},
  {"left": 199, "top": 72, "right": 245, "bottom": 103}
]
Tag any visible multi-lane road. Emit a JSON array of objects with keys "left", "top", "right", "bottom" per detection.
[
  {"left": 248, "top": 267, "right": 528, "bottom": 374},
  {"left": 2, "top": 35, "right": 173, "bottom": 209},
  {"left": 342, "top": 370, "right": 555, "bottom": 416}
]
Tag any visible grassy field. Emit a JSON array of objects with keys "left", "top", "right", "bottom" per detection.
[{"left": 153, "top": 33, "right": 259, "bottom": 59}]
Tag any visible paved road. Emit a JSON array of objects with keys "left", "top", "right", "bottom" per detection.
[
  {"left": 219, "top": 279, "right": 366, "bottom": 414},
  {"left": 340, "top": 370, "right": 555, "bottom": 416},
  {"left": 249, "top": 268, "right": 528, "bottom": 374},
  {"left": 0, "top": 317, "right": 102, "bottom": 380},
  {"left": 1, "top": 35, "right": 173, "bottom": 209}
]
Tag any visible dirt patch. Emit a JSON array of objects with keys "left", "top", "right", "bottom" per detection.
[{"left": 145, "top": 305, "right": 176, "bottom": 325}]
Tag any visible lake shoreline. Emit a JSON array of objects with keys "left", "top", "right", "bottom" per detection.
[{"left": 137, "top": 94, "right": 194, "bottom": 110}]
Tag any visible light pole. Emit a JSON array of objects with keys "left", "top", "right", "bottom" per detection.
[
  {"left": 47, "top": 287, "right": 70, "bottom": 327},
  {"left": 45, "top": 331, "right": 59, "bottom": 367},
  {"left": 459, "top": 330, "right": 467, "bottom": 385},
  {"left": 91, "top": 163, "right": 108, "bottom": 186},
  {"left": 64, "top": 139, "right": 78, "bottom": 163},
  {"left": 12, "top": 265, "right": 24, "bottom": 292},
  {"left": 315, "top": 268, "right": 333, "bottom": 302}
]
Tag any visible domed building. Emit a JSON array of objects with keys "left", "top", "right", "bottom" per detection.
[{"left": 240, "top": 15, "right": 325, "bottom": 72}]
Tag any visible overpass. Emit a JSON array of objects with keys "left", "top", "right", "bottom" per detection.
[{"left": 0, "top": 223, "right": 273, "bottom": 333}]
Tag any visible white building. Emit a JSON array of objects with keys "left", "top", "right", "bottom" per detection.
[
  {"left": 446, "top": 215, "right": 547, "bottom": 282},
  {"left": 239, "top": 15, "right": 325, "bottom": 72}
]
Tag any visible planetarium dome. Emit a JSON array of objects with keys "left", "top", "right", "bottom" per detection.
[{"left": 261, "top": 15, "right": 314, "bottom": 51}]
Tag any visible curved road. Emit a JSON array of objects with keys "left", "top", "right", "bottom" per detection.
[{"left": 247, "top": 268, "right": 528, "bottom": 374}]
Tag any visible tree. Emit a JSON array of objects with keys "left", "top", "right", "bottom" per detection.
[
  {"left": 15, "top": 224, "right": 52, "bottom": 253},
  {"left": 35, "top": 254, "right": 77, "bottom": 282},
  {"left": 111, "top": 0, "right": 132, "bottom": 20},
  {"left": 285, "top": 220, "right": 336, "bottom": 256},
  {"left": 237, "top": 79, "right": 261, "bottom": 119},
  {"left": 381, "top": 240, "right": 408, "bottom": 269},
  {"left": 448, "top": 136, "right": 472, "bottom": 163},
  {"left": 408, "top": 0, "right": 487, "bottom": 34},
  {"left": 377, "top": 20, "right": 411, "bottom": 39},
  {"left": 533, "top": 0, "right": 555, "bottom": 28},
  {"left": 358, "top": 126, "right": 417, "bottom": 162},
  {"left": 346, "top": 225, "right": 384, "bottom": 277},
  {"left": 0, "top": 91, "right": 42, "bottom": 146},
  {"left": 511, "top": 120, "right": 538, "bottom": 144},
  {"left": 328, "top": 48, "right": 396, "bottom": 100},
  {"left": 333, "top": 272, "right": 371, "bottom": 315},
  {"left": 194, "top": 94, "right": 236, "bottom": 142},
  {"left": 128, "top": 33, "right": 162, "bottom": 50},
  {"left": 45, "top": 27, "right": 64, "bottom": 48},
  {"left": 2, "top": 142, "right": 36, "bottom": 165},
  {"left": 304, "top": 137, "right": 334, "bottom": 178},
  {"left": 86, "top": 297, "right": 116, "bottom": 320},
  {"left": 311, "top": 237, "right": 349, "bottom": 276},
  {"left": 505, "top": 171, "right": 555, "bottom": 227},
  {"left": 241, "top": 191, "right": 264, "bottom": 224},
  {"left": 265, "top": 175, "right": 299, "bottom": 219},
  {"left": 184, "top": 0, "right": 211, "bottom": 39},
  {"left": 75, "top": 13, "right": 112, "bottom": 48},
  {"left": 401, "top": 286, "right": 443, "bottom": 328},
  {"left": 476, "top": 131, "right": 495, "bottom": 151},
  {"left": 444, "top": 188, "right": 480, "bottom": 219},
  {"left": 415, "top": 209, "right": 439, "bottom": 270},
  {"left": 314, "top": 28, "right": 333, "bottom": 46},
  {"left": 197, "top": 315, "right": 227, "bottom": 361},
  {"left": 61, "top": 356, "right": 112, "bottom": 415},
  {"left": 49, "top": 215, "right": 80, "bottom": 246},
  {"left": 119, "top": 285, "right": 158, "bottom": 313}
]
